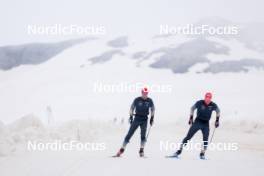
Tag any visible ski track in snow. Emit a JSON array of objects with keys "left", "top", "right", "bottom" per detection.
[
  {"left": 1, "top": 146, "right": 263, "bottom": 176},
  {"left": 1, "top": 120, "right": 264, "bottom": 176}
]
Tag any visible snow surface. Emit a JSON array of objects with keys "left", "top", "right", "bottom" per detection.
[{"left": 0, "top": 116, "right": 264, "bottom": 176}]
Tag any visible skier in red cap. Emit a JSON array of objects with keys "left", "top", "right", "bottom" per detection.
[
  {"left": 114, "top": 87, "right": 155, "bottom": 157},
  {"left": 171, "top": 92, "right": 220, "bottom": 159}
]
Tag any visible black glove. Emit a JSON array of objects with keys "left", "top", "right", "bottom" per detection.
[
  {"left": 129, "top": 116, "right": 133, "bottom": 125},
  {"left": 188, "top": 115, "right": 193, "bottom": 125},
  {"left": 215, "top": 117, "right": 220, "bottom": 128},
  {"left": 150, "top": 116, "right": 154, "bottom": 126}
]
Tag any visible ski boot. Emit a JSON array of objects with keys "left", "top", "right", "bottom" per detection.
[
  {"left": 139, "top": 148, "right": 144, "bottom": 157},
  {"left": 199, "top": 152, "right": 206, "bottom": 160},
  {"left": 174, "top": 150, "right": 182, "bottom": 157},
  {"left": 165, "top": 149, "right": 181, "bottom": 158},
  {"left": 114, "top": 148, "right": 125, "bottom": 157},
  {"left": 170, "top": 149, "right": 181, "bottom": 158}
]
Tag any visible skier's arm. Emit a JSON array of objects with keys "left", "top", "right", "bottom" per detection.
[
  {"left": 216, "top": 107, "right": 220, "bottom": 117},
  {"left": 215, "top": 105, "right": 221, "bottom": 128},
  {"left": 150, "top": 101, "right": 155, "bottom": 117},
  {"left": 129, "top": 99, "right": 136, "bottom": 117},
  {"left": 150, "top": 100, "right": 155, "bottom": 125},
  {"left": 190, "top": 102, "right": 198, "bottom": 116},
  {"left": 128, "top": 99, "right": 136, "bottom": 124},
  {"left": 189, "top": 102, "right": 198, "bottom": 125}
]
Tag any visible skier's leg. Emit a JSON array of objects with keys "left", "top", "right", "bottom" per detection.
[
  {"left": 201, "top": 124, "right": 210, "bottom": 155},
  {"left": 177, "top": 122, "right": 200, "bottom": 154},
  {"left": 115, "top": 120, "right": 140, "bottom": 157},
  {"left": 139, "top": 120, "right": 148, "bottom": 148},
  {"left": 139, "top": 120, "right": 148, "bottom": 156},
  {"left": 122, "top": 120, "right": 140, "bottom": 148}
]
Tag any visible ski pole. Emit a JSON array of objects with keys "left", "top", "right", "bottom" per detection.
[
  {"left": 146, "top": 125, "right": 152, "bottom": 141},
  {"left": 209, "top": 127, "right": 216, "bottom": 143}
]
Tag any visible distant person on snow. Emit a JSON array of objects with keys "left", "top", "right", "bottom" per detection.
[
  {"left": 173, "top": 92, "right": 220, "bottom": 159},
  {"left": 115, "top": 87, "right": 155, "bottom": 157}
]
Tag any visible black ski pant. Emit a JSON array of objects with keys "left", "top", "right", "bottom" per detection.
[
  {"left": 180, "top": 119, "right": 210, "bottom": 151},
  {"left": 124, "top": 116, "right": 148, "bottom": 145}
]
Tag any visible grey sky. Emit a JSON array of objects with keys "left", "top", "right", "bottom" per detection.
[{"left": 1, "top": 0, "right": 263, "bottom": 45}]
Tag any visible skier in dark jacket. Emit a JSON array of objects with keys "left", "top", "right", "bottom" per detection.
[
  {"left": 174, "top": 92, "right": 220, "bottom": 159},
  {"left": 115, "top": 87, "right": 155, "bottom": 157}
]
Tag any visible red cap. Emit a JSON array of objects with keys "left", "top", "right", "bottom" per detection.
[
  {"left": 205, "top": 92, "right": 212, "bottom": 98},
  {"left": 141, "top": 87, "right": 149, "bottom": 95}
]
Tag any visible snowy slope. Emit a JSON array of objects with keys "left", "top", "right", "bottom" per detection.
[
  {"left": 0, "top": 35, "right": 264, "bottom": 176},
  {"left": 0, "top": 36, "right": 264, "bottom": 124}
]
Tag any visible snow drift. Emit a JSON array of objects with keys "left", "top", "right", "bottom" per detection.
[
  {"left": 0, "top": 114, "right": 118, "bottom": 157},
  {"left": 1, "top": 114, "right": 264, "bottom": 157}
]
